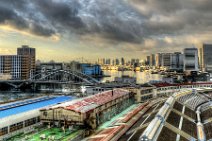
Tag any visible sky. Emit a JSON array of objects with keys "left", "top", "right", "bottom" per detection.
[{"left": 0, "top": 0, "right": 212, "bottom": 62}]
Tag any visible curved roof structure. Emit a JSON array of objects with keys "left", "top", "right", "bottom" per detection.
[
  {"left": 87, "top": 89, "right": 212, "bottom": 141},
  {"left": 138, "top": 89, "right": 212, "bottom": 141}
]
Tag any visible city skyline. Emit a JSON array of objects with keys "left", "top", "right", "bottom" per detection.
[{"left": 0, "top": 0, "right": 212, "bottom": 61}]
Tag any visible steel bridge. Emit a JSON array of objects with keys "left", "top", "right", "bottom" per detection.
[{"left": 0, "top": 69, "right": 101, "bottom": 89}]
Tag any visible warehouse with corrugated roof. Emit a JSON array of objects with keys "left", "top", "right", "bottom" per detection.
[
  {"left": 0, "top": 96, "right": 74, "bottom": 140},
  {"left": 40, "top": 89, "right": 133, "bottom": 129},
  {"left": 85, "top": 88, "right": 212, "bottom": 141}
]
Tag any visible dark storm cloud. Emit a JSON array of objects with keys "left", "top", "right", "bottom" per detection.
[
  {"left": 0, "top": 0, "right": 212, "bottom": 43},
  {"left": 0, "top": 5, "right": 28, "bottom": 29},
  {"left": 77, "top": 0, "right": 145, "bottom": 42},
  {"left": 132, "top": 0, "right": 212, "bottom": 36},
  {"left": 0, "top": 0, "right": 145, "bottom": 42},
  {"left": 0, "top": 0, "right": 56, "bottom": 37},
  {"left": 34, "top": 0, "right": 84, "bottom": 30}
]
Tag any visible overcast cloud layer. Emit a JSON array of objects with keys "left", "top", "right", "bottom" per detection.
[{"left": 0, "top": 0, "right": 212, "bottom": 57}]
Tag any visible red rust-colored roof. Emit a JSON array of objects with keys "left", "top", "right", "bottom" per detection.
[
  {"left": 153, "top": 82, "right": 212, "bottom": 88},
  {"left": 62, "top": 89, "right": 129, "bottom": 113},
  {"left": 87, "top": 125, "right": 125, "bottom": 141},
  {"left": 87, "top": 102, "right": 149, "bottom": 141},
  {"left": 121, "top": 103, "right": 148, "bottom": 123}
]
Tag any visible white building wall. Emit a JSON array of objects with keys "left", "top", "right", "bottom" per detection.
[
  {"left": 0, "top": 110, "right": 40, "bottom": 140},
  {"left": 11, "top": 55, "right": 22, "bottom": 80},
  {"left": 0, "top": 110, "right": 40, "bottom": 129}
]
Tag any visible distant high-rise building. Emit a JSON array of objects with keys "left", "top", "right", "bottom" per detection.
[
  {"left": 157, "top": 53, "right": 184, "bottom": 70},
  {"left": 150, "top": 54, "right": 155, "bottom": 66},
  {"left": 146, "top": 56, "right": 150, "bottom": 66},
  {"left": 17, "top": 45, "right": 36, "bottom": 79},
  {"left": 112, "top": 59, "right": 115, "bottom": 66},
  {"left": 115, "top": 58, "right": 120, "bottom": 66},
  {"left": 97, "top": 58, "right": 101, "bottom": 65},
  {"left": 0, "top": 45, "right": 36, "bottom": 80},
  {"left": 103, "top": 58, "right": 106, "bottom": 65},
  {"left": 131, "top": 59, "right": 135, "bottom": 66},
  {"left": 155, "top": 53, "right": 162, "bottom": 68},
  {"left": 162, "top": 53, "right": 172, "bottom": 69},
  {"left": 184, "top": 48, "right": 199, "bottom": 72},
  {"left": 97, "top": 58, "right": 105, "bottom": 65},
  {"left": 170, "top": 52, "right": 184, "bottom": 71},
  {"left": 201, "top": 44, "right": 212, "bottom": 72},
  {"left": 131, "top": 59, "right": 140, "bottom": 67},
  {"left": 199, "top": 47, "right": 203, "bottom": 71},
  {"left": 105, "top": 59, "right": 111, "bottom": 65},
  {"left": 121, "top": 57, "right": 125, "bottom": 66}
]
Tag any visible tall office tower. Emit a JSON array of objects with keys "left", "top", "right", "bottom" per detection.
[
  {"left": 150, "top": 54, "right": 155, "bottom": 66},
  {"left": 0, "top": 45, "right": 36, "bottom": 80},
  {"left": 121, "top": 57, "right": 125, "bottom": 66},
  {"left": 103, "top": 58, "right": 106, "bottom": 65},
  {"left": 97, "top": 58, "right": 100, "bottom": 65},
  {"left": 115, "top": 58, "right": 120, "bottom": 66},
  {"left": 161, "top": 53, "right": 172, "bottom": 69},
  {"left": 183, "top": 48, "right": 199, "bottom": 73},
  {"left": 201, "top": 44, "right": 212, "bottom": 72},
  {"left": 170, "top": 52, "right": 184, "bottom": 71},
  {"left": 131, "top": 59, "right": 135, "bottom": 66},
  {"left": 105, "top": 59, "right": 111, "bottom": 65},
  {"left": 199, "top": 47, "right": 203, "bottom": 71},
  {"left": 17, "top": 45, "right": 36, "bottom": 79},
  {"left": 112, "top": 59, "right": 115, "bottom": 66},
  {"left": 146, "top": 56, "right": 150, "bottom": 66},
  {"left": 97, "top": 58, "right": 105, "bottom": 65},
  {"left": 155, "top": 53, "right": 162, "bottom": 68}
]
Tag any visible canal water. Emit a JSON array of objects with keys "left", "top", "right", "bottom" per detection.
[{"left": 100, "top": 70, "right": 162, "bottom": 84}]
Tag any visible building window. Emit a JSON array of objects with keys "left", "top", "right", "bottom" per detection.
[
  {"left": 0, "top": 127, "right": 8, "bottom": 136},
  {"left": 10, "top": 122, "right": 23, "bottom": 132},
  {"left": 24, "top": 117, "right": 37, "bottom": 127}
]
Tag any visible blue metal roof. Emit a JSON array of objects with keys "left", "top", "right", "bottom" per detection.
[
  {"left": 0, "top": 97, "right": 54, "bottom": 111},
  {"left": 0, "top": 96, "right": 74, "bottom": 119}
]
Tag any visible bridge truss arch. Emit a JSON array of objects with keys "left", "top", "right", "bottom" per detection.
[{"left": 29, "top": 69, "right": 100, "bottom": 85}]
